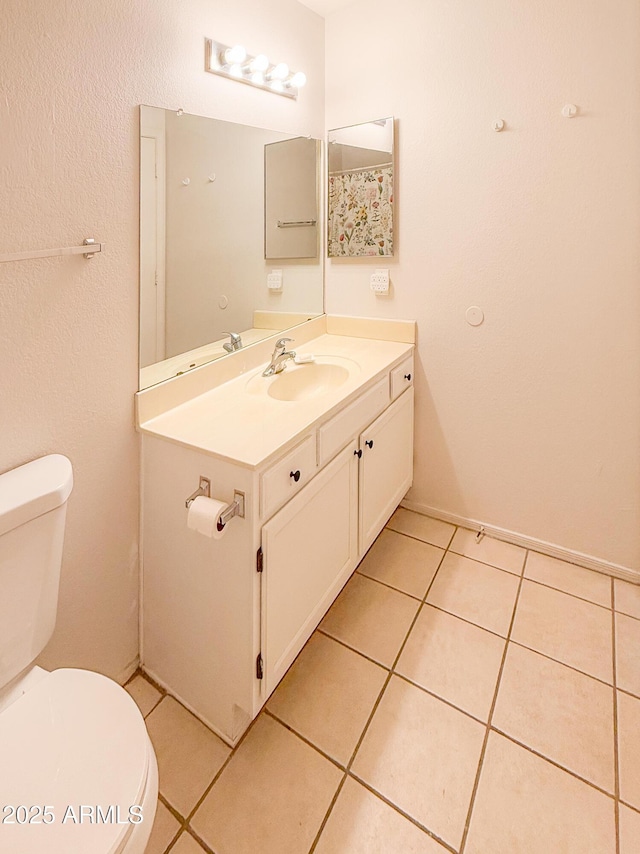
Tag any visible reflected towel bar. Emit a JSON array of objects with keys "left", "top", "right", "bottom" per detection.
[
  {"left": 277, "top": 220, "right": 316, "bottom": 228},
  {"left": 0, "top": 238, "right": 104, "bottom": 263}
]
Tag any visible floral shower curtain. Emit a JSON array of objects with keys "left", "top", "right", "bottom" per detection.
[{"left": 328, "top": 165, "right": 393, "bottom": 256}]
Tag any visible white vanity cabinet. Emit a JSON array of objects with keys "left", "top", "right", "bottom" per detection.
[{"left": 140, "top": 340, "right": 415, "bottom": 747}]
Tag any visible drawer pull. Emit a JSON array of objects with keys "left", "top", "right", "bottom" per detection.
[
  {"left": 404, "top": 373, "right": 412, "bottom": 381},
  {"left": 354, "top": 449, "right": 362, "bottom": 458},
  {"left": 365, "top": 440, "right": 374, "bottom": 449},
  {"left": 289, "top": 470, "right": 301, "bottom": 482}
]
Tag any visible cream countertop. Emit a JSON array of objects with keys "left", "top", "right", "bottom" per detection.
[{"left": 138, "top": 333, "right": 414, "bottom": 469}]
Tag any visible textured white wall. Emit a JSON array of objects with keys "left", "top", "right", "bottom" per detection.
[
  {"left": 0, "top": 0, "right": 324, "bottom": 679},
  {"left": 325, "top": 0, "right": 640, "bottom": 570}
]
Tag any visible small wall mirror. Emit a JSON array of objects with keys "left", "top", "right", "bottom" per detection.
[
  {"left": 139, "top": 105, "right": 323, "bottom": 389},
  {"left": 327, "top": 116, "right": 394, "bottom": 257}
]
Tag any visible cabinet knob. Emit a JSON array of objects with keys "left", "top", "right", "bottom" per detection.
[
  {"left": 289, "top": 470, "right": 301, "bottom": 482},
  {"left": 354, "top": 449, "right": 362, "bottom": 458},
  {"left": 404, "top": 373, "right": 412, "bottom": 381},
  {"left": 365, "top": 440, "right": 374, "bottom": 449}
]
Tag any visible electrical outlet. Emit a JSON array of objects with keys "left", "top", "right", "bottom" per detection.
[
  {"left": 370, "top": 269, "right": 390, "bottom": 294},
  {"left": 267, "top": 270, "right": 283, "bottom": 291}
]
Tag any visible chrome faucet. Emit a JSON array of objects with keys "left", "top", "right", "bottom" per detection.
[
  {"left": 222, "top": 331, "right": 243, "bottom": 353},
  {"left": 262, "top": 338, "right": 296, "bottom": 377}
]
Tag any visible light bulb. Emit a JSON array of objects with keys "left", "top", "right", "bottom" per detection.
[
  {"left": 223, "top": 44, "right": 247, "bottom": 65},
  {"left": 270, "top": 62, "right": 289, "bottom": 81},
  {"left": 289, "top": 71, "right": 307, "bottom": 88},
  {"left": 229, "top": 63, "right": 243, "bottom": 78},
  {"left": 270, "top": 79, "right": 285, "bottom": 93},
  {"left": 250, "top": 54, "right": 269, "bottom": 73},
  {"left": 251, "top": 71, "right": 265, "bottom": 85}
]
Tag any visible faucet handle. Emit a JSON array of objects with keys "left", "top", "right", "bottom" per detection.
[
  {"left": 276, "top": 337, "right": 293, "bottom": 349},
  {"left": 223, "top": 331, "right": 241, "bottom": 343}
]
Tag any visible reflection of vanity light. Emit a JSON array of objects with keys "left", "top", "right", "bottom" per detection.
[{"left": 205, "top": 38, "right": 306, "bottom": 100}]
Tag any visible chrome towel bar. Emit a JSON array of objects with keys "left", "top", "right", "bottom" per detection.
[{"left": 0, "top": 238, "right": 104, "bottom": 263}]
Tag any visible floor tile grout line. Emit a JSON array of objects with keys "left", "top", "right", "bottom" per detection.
[
  {"left": 392, "top": 672, "right": 488, "bottom": 726},
  {"left": 354, "top": 567, "right": 429, "bottom": 602},
  {"left": 157, "top": 792, "right": 188, "bottom": 829},
  {"left": 385, "top": 523, "right": 455, "bottom": 551},
  {"left": 315, "top": 627, "right": 393, "bottom": 671},
  {"left": 522, "top": 575, "right": 613, "bottom": 612},
  {"left": 489, "top": 726, "right": 617, "bottom": 800},
  {"left": 263, "top": 708, "right": 347, "bottom": 772},
  {"left": 612, "top": 578, "right": 620, "bottom": 854},
  {"left": 615, "top": 607, "right": 640, "bottom": 623},
  {"left": 163, "top": 825, "right": 215, "bottom": 854},
  {"left": 184, "top": 825, "right": 217, "bottom": 854},
  {"left": 416, "top": 602, "right": 511, "bottom": 640},
  {"left": 508, "top": 637, "right": 615, "bottom": 689},
  {"left": 179, "top": 702, "right": 267, "bottom": 836},
  {"left": 308, "top": 530, "right": 457, "bottom": 854},
  {"left": 306, "top": 669, "right": 395, "bottom": 854},
  {"left": 620, "top": 797, "right": 640, "bottom": 815},
  {"left": 134, "top": 667, "right": 169, "bottom": 697},
  {"left": 382, "top": 525, "right": 449, "bottom": 554},
  {"left": 617, "top": 685, "right": 640, "bottom": 702},
  {"left": 346, "top": 771, "right": 459, "bottom": 854},
  {"left": 458, "top": 548, "right": 528, "bottom": 853},
  {"left": 306, "top": 771, "right": 348, "bottom": 854},
  {"left": 447, "top": 549, "right": 525, "bottom": 578}
]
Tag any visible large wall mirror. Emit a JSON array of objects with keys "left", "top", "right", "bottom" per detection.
[
  {"left": 139, "top": 105, "right": 323, "bottom": 389},
  {"left": 327, "top": 117, "right": 394, "bottom": 258}
]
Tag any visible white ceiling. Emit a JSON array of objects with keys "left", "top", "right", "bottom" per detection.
[{"left": 297, "top": 0, "right": 357, "bottom": 17}]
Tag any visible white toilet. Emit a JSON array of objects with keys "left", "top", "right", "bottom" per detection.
[{"left": 0, "top": 454, "right": 158, "bottom": 853}]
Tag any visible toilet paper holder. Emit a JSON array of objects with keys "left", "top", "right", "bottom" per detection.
[
  {"left": 218, "top": 491, "right": 245, "bottom": 529},
  {"left": 185, "top": 476, "right": 245, "bottom": 528},
  {"left": 185, "top": 477, "right": 211, "bottom": 509}
]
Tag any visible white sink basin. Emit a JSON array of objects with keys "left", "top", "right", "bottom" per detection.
[{"left": 245, "top": 356, "right": 359, "bottom": 402}]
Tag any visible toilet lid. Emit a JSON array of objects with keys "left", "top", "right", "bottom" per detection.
[{"left": 0, "top": 668, "right": 151, "bottom": 853}]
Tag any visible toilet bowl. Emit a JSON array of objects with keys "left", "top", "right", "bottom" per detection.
[{"left": 0, "top": 455, "right": 158, "bottom": 853}]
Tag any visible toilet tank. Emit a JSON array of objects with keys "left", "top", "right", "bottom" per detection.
[{"left": 0, "top": 454, "right": 73, "bottom": 690}]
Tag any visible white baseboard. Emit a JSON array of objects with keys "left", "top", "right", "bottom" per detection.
[{"left": 400, "top": 499, "right": 639, "bottom": 584}]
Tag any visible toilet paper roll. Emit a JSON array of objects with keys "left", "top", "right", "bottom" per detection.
[{"left": 187, "top": 496, "right": 229, "bottom": 539}]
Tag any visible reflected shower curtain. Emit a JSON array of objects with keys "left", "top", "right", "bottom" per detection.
[{"left": 328, "top": 165, "right": 393, "bottom": 257}]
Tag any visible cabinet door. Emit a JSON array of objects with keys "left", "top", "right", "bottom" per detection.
[
  {"left": 359, "top": 387, "right": 414, "bottom": 554},
  {"left": 261, "top": 442, "right": 359, "bottom": 699}
]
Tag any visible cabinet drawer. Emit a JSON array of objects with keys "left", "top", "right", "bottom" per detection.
[
  {"left": 390, "top": 355, "right": 414, "bottom": 401},
  {"left": 318, "top": 376, "right": 389, "bottom": 467},
  {"left": 260, "top": 435, "right": 316, "bottom": 520}
]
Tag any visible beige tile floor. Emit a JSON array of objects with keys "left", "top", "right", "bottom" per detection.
[{"left": 125, "top": 509, "right": 640, "bottom": 854}]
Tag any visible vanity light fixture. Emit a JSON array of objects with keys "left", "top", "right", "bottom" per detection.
[{"left": 205, "top": 38, "right": 307, "bottom": 100}]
